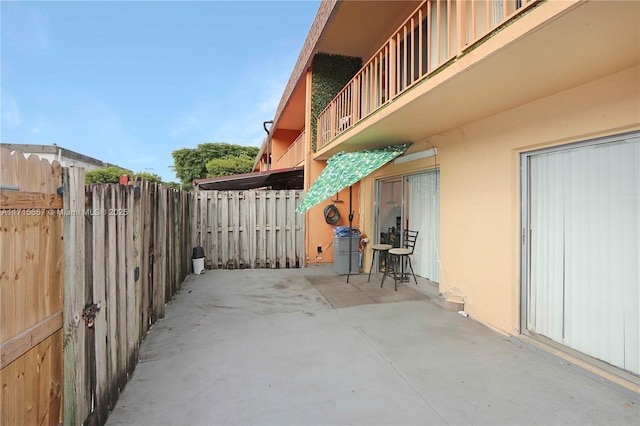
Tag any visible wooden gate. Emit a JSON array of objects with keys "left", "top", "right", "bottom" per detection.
[
  {"left": 0, "top": 148, "right": 64, "bottom": 425},
  {"left": 191, "top": 190, "right": 305, "bottom": 269},
  {"left": 64, "top": 179, "right": 192, "bottom": 425}
]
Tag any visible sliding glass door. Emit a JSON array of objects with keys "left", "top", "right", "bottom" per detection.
[
  {"left": 522, "top": 132, "right": 639, "bottom": 374},
  {"left": 375, "top": 170, "right": 440, "bottom": 281}
]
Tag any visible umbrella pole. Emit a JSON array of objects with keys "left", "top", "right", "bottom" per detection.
[{"left": 347, "top": 185, "right": 353, "bottom": 284}]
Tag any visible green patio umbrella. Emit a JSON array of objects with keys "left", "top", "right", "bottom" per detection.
[{"left": 296, "top": 143, "right": 411, "bottom": 282}]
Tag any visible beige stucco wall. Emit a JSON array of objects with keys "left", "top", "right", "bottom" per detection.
[{"left": 360, "top": 65, "right": 640, "bottom": 334}]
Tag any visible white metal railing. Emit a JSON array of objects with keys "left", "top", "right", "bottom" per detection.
[
  {"left": 317, "top": 0, "right": 538, "bottom": 149},
  {"left": 275, "top": 130, "right": 306, "bottom": 168}
]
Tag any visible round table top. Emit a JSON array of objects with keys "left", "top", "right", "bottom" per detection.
[{"left": 389, "top": 247, "right": 411, "bottom": 255}]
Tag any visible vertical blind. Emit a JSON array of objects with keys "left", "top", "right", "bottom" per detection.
[
  {"left": 407, "top": 171, "right": 440, "bottom": 282},
  {"left": 527, "top": 135, "right": 639, "bottom": 374}
]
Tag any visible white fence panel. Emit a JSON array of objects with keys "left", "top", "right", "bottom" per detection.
[{"left": 192, "top": 190, "right": 305, "bottom": 269}]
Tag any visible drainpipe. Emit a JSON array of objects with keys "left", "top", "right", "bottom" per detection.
[{"left": 263, "top": 120, "right": 273, "bottom": 171}]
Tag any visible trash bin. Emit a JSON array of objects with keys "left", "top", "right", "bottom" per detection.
[
  {"left": 333, "top": 236, "right": 359, "bottom": 274},
  {"left": 192, "top": 246, "right": 205, "bottom": 274}
]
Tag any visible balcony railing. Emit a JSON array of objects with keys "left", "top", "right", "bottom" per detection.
[
  {"left": 275, "top": 130, "right": 306, "bottom": 168},
  {"left": 317, "top": 0, "right": 538, "bottom": 149}
]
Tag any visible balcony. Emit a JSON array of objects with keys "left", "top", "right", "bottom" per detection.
[
  {"left": 274, "top": 130, "right": 306, "bottom": 169},
  {"left": 316, "top": 0, "right": 539, "bottom": 150}
]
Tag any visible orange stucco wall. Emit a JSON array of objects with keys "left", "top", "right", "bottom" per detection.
[
  {"left": 271, "top": 129, "right": 300, "bottom": 170},
  {"left": 305, "top": 178, "right": 361, "bottom": 265},
  {"left": 359, "top": 65, "right": 639, "bottom": 334}
]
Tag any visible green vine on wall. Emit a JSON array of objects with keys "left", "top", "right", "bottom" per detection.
[{"left": 311, "top": 53, "right": 362, "bottom": 152}]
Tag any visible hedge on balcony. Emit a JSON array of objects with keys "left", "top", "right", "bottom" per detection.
[{"left": 311, "top": 53, "right": 362, "bottom": 152}]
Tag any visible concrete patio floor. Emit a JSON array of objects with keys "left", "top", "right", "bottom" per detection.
[{"left": 106, "top": 266, "right": 639, "bottom": 425}]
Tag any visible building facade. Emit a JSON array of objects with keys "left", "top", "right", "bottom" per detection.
[
  {"left": 1, "top": 143, "right": 117, "bottom": 171},
  {"left": 257, "top": 0, "right": 639, "bottom": 388}
]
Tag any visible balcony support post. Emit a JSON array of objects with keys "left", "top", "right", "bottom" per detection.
[{"left": 389, "top": 37, "right": 396, "bottom": 100}]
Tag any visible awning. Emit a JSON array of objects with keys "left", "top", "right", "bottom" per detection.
[
  {"left": 296, "top": 143, "right": 410, "bottom": 212},
  {"left": 194, "top": 166, "right": 304, "bottom": 191}
]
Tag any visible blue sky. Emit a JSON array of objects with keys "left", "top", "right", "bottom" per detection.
[{"left": 1, "top": 0, "right": 320, "bottom": 182}]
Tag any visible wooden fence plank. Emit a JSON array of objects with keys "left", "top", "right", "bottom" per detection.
[
  {"left": 25, "top": 155, "right": 42, "bottom": 194},
  {"left": 116, "top": 187, "right": 128, "bottom": 391},
  {"left": 13, "top": 215, "right": 26, "bottom": 337},
  {"left": 167, "top": 190, "right": 174, "bottom": 294},
  {"left": 63, "top": 165, "right": 89, "bottom": 426},
  {"left": 35, "top": 328, "right": 61, "bottom": 424},
  {"left": 169, "top": 188, "right": 177, "bottom": 294},
  {"left": 106, "top": 186, "right": 119, "bottom": 404},
  {"left": 1, "top": 215, "right": 17, "bottom": 341},
  {"left": 133, "top": 181, "right": 143, "bottom": 342},
  {"left": 230, "top": 191, "right": 240, "bottom": 267},
  {"left": 48, "top": 330, "right": 64, "bottom": 424},
  {"left": 190, "top": 191, "right": 199, "bottom": 253},
  {"left": 24, "top": 213, "right": 40, "bottom": 340},
  {"left": 126, "top": 185, "right": 137, "bottom": 375},
  {"left": 38, "top": 210, "right": 64, "bottom": 326},
  {"left": 22, "top": 338, "right": 38, "bottom": 425},
  {"left": 247, "top": 191, "right": 256, "bottom": 268},
  {"left": 3, "top": 349, "right": 25, "bottom": 425},
  {"left": 151, "top": 184, "right": 159, "bottom": 323},
  {"left": 163, "top": 189, "right": 170, "bottom": 294},
  {"left": 154, "top": 185, "right": 166, "bottom": 316},
  {"left": 91, "top": 185, "right": 109, "bottom": 424},
  {"left": 258, "top": 191, "right": 267, "bottom": 268},
  {"left": 13, "top": 151, "right": 26, "bottom": 192},
  {"left": 141, "top": 181, "right": 152, "bottom": 335},
  {"left": 200, "top": 192, "right": 209, "bottom": 268},
  {"left": 286, "top": 192, "right": 295, "bottom": 268},
  {"left": 177, "top": 191, "right": 186, "bottom": 284},
  {"left": 268, "top": 192, "right": 277, "bottom": 268},
  {"left": 0, "top": 148, "right": 12, "bottom": 186},
  {"left": 277, "top": 190, "right": 286, "bottom": 268},
  {"left": 220, "top": 193, "right": 229, "bottom": 268}
]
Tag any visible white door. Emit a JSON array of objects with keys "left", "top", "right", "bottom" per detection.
[{"left": 522, "top": 132, "right": 639, "bottom": 375}]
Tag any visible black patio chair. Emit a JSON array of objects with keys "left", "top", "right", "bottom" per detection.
[{"left": 381, "top": 229, "right": 419, "bottom": 291}]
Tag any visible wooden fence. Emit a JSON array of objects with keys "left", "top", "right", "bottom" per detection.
[
  {"left": 65, "top": 177, "right": 192, "bottom": 425},
  {"left": 1, "top": 149, "right": 64, "bottom": 426},
  {"left": 2, "top": 149, "right": 305, "bottom": 425},
  {"left": 191, "top": 190, "right": 305, "bottom": 269},
  {"left": 1, "top": 147, "right": 192, "bottom": 425}
]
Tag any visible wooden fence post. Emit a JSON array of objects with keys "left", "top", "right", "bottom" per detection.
[{"left": 63, "top": 166, "right": 89, "bottom": 425}]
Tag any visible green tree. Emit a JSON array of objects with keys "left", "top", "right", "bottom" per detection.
[
  {"left": 134, "top": 171, "right": 163, "bottom": 184},
  {"left": 206, "top": 155, "right": 254, "bottom": 178},
  {"left": 85, "top": 166, "right": 133, "bottom": 184},
  {"left": 164, "top": 181, "right": 193, "bottom": 191},
  {"left": 86, "top": 167, "right": 168, "bottom": 185},
  {"left": 171, "top": 143, "right": 259, "bottom": 184}
]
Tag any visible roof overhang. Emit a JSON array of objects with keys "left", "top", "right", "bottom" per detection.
[{"left": 194, "top": 167, "right": 304, "bottom": 191}]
